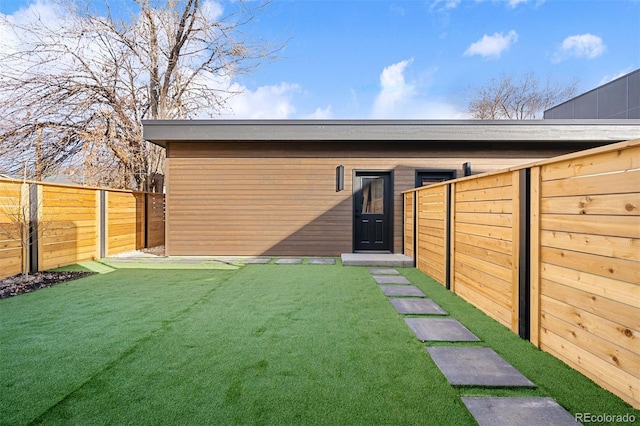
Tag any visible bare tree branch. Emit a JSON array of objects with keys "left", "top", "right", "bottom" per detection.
[
  {"left": 467, "top": 72, "right": 578, "bottom": 120},
  {"left": 0, "top": 0, "right": 280, "bottom": 189}
]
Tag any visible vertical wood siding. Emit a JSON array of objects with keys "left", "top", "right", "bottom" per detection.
[{"left": 404, "top": 139, "right": 640, "bottom": 408}]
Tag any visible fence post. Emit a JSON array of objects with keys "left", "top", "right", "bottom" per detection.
[
  {"left": 529, "top": 167, "right": 541, "bottom": 347},
  {"left": 445, "top": 183, "right": 452, "bottom": 290},
  {"left": 448, "top": 182, "right": 456, "bottom": 293},
  {"left": 518, "top": 168, "right": 531, "bottom": 340},
  {"left": 144, "top": 192, "right": 150, "bottom": 249},
  {"left": 99, "top": 190, "right": 106, "bottom": 258},
  {"left": 28, "top": 183, "right": 39, "bottom": 273}
]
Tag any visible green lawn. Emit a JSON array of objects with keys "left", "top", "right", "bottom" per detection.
[{"left": 0, "top": 261, "right": 637, "bottom": 425}]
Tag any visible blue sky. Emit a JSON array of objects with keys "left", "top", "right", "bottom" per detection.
[{"left": 1, "top": 0, "right": 639, "bottom": 118}]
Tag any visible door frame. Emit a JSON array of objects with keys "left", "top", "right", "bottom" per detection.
[{"left": 352, "top": 170, "right": 394, "bottom": 253}]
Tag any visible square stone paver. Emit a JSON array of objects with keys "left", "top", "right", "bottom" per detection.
[
  {"left": 426, "top": 347, "right": 535, "bottom": 387},
  {"left": 368, "top": 268, "right": 400, "bottom": 275},
  {"left": 405, "top": 318, "right": 479, "bottom": 341},
  {"left": 373, "top": 275, "right": 411, "bottom": 284},
  {"left": 275, "top": 258, "right": 303, "bottom": 264},
  {"left": 380, "top": 285, "right": 425, "bottom": 297},
  {"left": 391, "top": 299, "right": 448, "bottom": 315},
  {"left": 308, "top": 258, "right": 336, "bottom": 265},
  {"left": 243, "top": 258, "right": 272, "bottom": 264},
  {"left": 461, "top": 397, "right": 578, "bottom": 426}
]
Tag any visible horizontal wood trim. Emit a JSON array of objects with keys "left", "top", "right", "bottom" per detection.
[
  {"left": 455, "top": 279, "right": 512, "bottom": 328},
  {"left": 540, "top": 294, "right": 639, "bottom": 354},
  {"left": 541, "top": 261, "right": 639, "bottom": 306},
  {"left": 540, "top": 230, "right": 639, "bottom": 261},
  {"left": 540, "top": 327, "right": 639, "bottom": 408},
  {"left": 455, "top": 222, "right": 513, "bottom": 241},
  {"left": 455, "top": 260, "right": 512, "bottom": 308},
  {"left": 540, "top": 278, "right": 639, "bottom": 333},
  {"left": 455, "top": 185, "right": 513, "bottom": 202},
  {"left": 541, "top": 145, "right": 640, "bottom": 182},
  {"left": 455, "top": 251, "right": 512, "bottom": 283},
  {"left": 540, "top": 214, "right": 640, "bottom": 239},
  {"left": 455, "top": 232, "right": 512, "bottom": 255},
  {"left": 540, "top": 193, "right": 640, "bottom": 216},
  {"left": 456, "top": 171, "right": 513, "bottom": 192},
  {"left": 541, "top": 169, "right": 640, "bottom": 198}
]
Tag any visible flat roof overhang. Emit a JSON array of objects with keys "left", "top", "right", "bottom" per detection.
[{"left": 142, "top": 119, "right": 640, "bottom": 148}]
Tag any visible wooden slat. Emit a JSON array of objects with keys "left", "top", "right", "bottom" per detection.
[
  {"left": 541, "top": 145, "right": 640, "bottom": 181},
  {"left": 540, "top": 327, "right": 640, "bottom": 408},
  {"left": 541, "top": 169, "right": 640, "bottom": 198},
  {"left": 541, "top": 230, "right": 639, "bottom": 261},
  {"left": 540, "top": 295, "right": 639, "bottom": 354},
  {"left": 541, "top": 260, "right": 639, "bottom": 306},
  {"left": 541, "top": 193, "right": 640, "bottom": 216},
  {"left": 541, "top": 278, "right": 639, "bottom": 333},
  {"left": 540, "top": 214, "right": 640, "bottom": 239}
]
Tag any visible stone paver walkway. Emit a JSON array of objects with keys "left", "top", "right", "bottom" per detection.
[
  {"left": 405, "top": 318, "right": 479, "bottom": 341},
  {"left": 391, "top": 299, "right": 448, "bottom": 315},
  {"left": 366, "top": 267, "right": 579, "bottom": 425},
  {"left": 379, "top": 285, "right": 426, "bottom": 297}
]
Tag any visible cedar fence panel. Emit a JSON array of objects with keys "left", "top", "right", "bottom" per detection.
[
  {"left": 403, "top": 191, "right": 414, "bottom": 259},
  {"left": 0, "top": 180, "right": 24, "bottom": 278},
  {"left": 106, "top": 191, "right": 138, "bottom": 256},
  {"left": 403, "top": 139, "right": 640, "bottom": 408},
  {"left": 0, "top": 178, "right": 164, "bottom": 280},
  {"left": 454, "top": 171, "right": 518, "bottom": 332},
  {"left": 415, "top": 185, "right": 447, "bottom": 285},
  {"left": 40, "top": 185, "right": 98, "bottom": 270},
  {"left": 537, "top": 142, "right": 640, "bottom": 408}
]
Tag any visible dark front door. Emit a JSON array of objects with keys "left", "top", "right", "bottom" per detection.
[{"left": 354, "top": 172, "right": 392, "bottom": 252}]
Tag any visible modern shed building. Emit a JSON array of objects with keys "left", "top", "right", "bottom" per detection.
[
  {"left": 544, "top": 69, "right": 640, "bottom": 119},
  {"left": 143, "top": 120, "right": 639, "bottom": 257}
]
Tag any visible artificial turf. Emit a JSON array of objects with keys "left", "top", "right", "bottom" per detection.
[{"left": 0, "top": 262, "right": 637, "bottom": 425}]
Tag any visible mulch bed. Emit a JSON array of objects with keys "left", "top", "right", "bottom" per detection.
[{"left": 0, "top": 271, "right": 95, "bottom": 299}]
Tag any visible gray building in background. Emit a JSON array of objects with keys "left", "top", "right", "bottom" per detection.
[{"left": 544, "top": 69, "right": 639, "bottom": 119}]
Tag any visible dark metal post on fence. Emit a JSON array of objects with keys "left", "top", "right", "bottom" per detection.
[
  {"left": 445, "top": 183, "right": 452, "bottom": 290},
  {"left": 29, "top": 183, "right": 39, "bottom": 273},
  {"left": 99, "top": 190, "right": 106, "bottom": 258},
  {"left": 518, "top": 168, "right": 531, "bottom": 340},
  {"left": 144, "top": 193, "right": 150, "bottom": 249}
]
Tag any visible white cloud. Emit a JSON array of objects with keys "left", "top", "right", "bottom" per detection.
[
  {"left": 222, "top": 82, "right": 301, "bottom": 119},
  {"left": 464, "top": 30, "right": 518, "bottom": 59},
  {"left": 200, "top": 0, "right": 224, "bottom": 21},
  {"left": 372, "top": 59, "right": 416, "bottom": 118},
  {"left": 507, "top": 0, "right": 529, "bottom": 7},
  {"left": 554, "top": 33, "right": 605, "bottom": 62},
  {"left": 473, "top": 0, "right": 545, "bottom": 8},
  {"left": 598, "top": 67, "right": 633, "bottom": 86},
  {"left": 306, "top": 106, "right": 333, "bottom": 119},
  {"left": 430, "top": 0, "right": 461, "bottom": 10},
  {"left": 371, "top": 59, "right": 467, "bottom": 119}
]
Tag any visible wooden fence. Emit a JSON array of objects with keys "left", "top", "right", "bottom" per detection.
[
  {"left": 0, "top": 179, "right": 164, "bottom": 279},
  {"left": 403, "top": 139, "right": 640, "bottom": 408}
]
